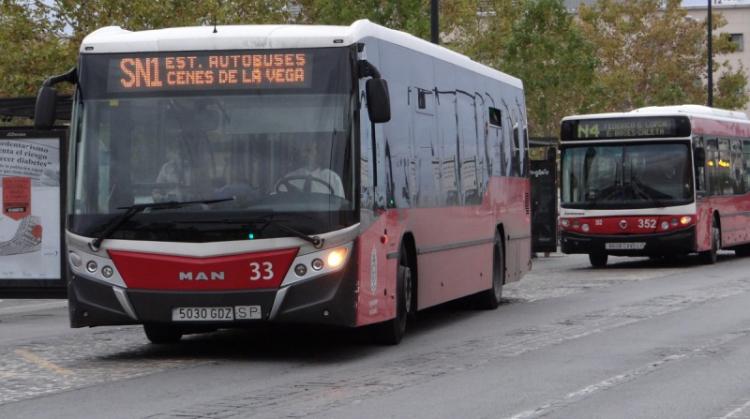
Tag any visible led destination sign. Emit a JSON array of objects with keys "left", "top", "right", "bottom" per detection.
[
  {"left": 106, "top": 52, "right": 312, "bottom": 92},
  {"left": 561, "top": 116, "right": 691, "bottom": 141}
]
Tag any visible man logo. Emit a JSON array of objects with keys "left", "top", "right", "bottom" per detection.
[{"left": 178, "top": 271, "right": 225, "bottom": 281}]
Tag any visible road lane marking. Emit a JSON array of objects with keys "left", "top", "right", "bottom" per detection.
[
  {"left": 14, "top": 349, "right": 73, "bottom": 377},
  {"left": 715, "top": 399, "right": 750, "bottom": 419},
  {"left": 150, "top": 281, "right": 750, "bottom": 419},
  {"left": 504, "top": 331, "right": 750, "bottom": 419}
]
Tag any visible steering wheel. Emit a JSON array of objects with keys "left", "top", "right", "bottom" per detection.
[{"left": 275, "top": 175, "right": 335, "bottom": 194}]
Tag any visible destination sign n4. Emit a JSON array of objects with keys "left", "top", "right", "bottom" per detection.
[
  {"left": 560, "top": 116, "right": 691, "bottom": 141},
  {"left": 107, "top": 52, "right": 312, "bottom": 92}
]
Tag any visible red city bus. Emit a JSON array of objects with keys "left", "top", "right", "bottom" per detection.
[
  {"left": 559, "top": 105, "right": 750, "bottom": 267},
  {"left": 35, "top": 21, "right": 531, "bottom": 344}
]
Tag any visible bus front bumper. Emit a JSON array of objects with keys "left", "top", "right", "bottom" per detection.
[
  {"left": 560, "top": 227, "right": 696, "bottom": 256},
  {"left": 67, "top": 260, "right": 358, "bottom": 329}
]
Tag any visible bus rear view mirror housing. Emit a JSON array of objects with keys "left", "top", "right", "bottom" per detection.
[
  {"left": 366, "top": 78, "right": 391, "bottom": 123},
  {"left": 34, "top": 67, "right": 77, "bottom": 130},
  {"left": 694, "top": 147, "right": 706, "bottom": 167},
  {"left": 34, "top": 86, "right": 57, "bottom": 130}
]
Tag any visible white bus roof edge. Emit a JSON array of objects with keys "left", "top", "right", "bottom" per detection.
[{"left": 80, "top": 20, "right": 522, "bottom": 89}]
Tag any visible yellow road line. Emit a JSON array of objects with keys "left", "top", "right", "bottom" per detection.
[{"left": 14, "top": 349, "right": 73, "bottom": 377}]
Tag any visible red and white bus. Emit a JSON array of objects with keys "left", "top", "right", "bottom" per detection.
[
  {"left": 559, "top": 105, "right": 750, "bottom": 267},
  {"left": 35, "top": 20, "right": 531, "bottom": 344}
]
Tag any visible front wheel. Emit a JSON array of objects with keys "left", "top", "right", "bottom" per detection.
[
  {"left": 144, "top": 324, "right": 183, "bottom": 344},
  {"left": 477, "top": 233, "right": 504, "bottom": 310},
  {"left": 700, "top": 219, "right": 720, "bottom": 265},
  {"left": 372, "top": 249, "right": 413, "bottom": 345},
  {"left": 589, "top": 252, "right": 608, "bottom": 268}
]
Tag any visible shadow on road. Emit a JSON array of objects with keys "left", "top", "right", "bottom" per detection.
[
  {"left": 94, "top": 293, "right": 518, "bottom": 363},
  {"left": 576, "top": 252, "right": 739, "bottom": 271}
]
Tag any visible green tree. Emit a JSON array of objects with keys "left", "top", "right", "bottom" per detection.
[
  {"left": 0, "top": 0, "right": 70, "bottom": 96},
  {"left": 502, "top": 0, "right": 597, "bottom": 137},
  {"left": 577, "top": 0, "right": 748, "bottom": 112},
  {"left": 0, "top": 0, "right": 290, "bottom": 97},
  {"left": 294, "top": 0, "right": 431, "bottom": 38}
]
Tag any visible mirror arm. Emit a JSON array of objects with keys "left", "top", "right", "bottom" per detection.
[
  {"left": 42, "top": 67, "right": 77, "bottom": 87},
  {"left": 357, "top": 60, "right": 381, "bottom": 79}
]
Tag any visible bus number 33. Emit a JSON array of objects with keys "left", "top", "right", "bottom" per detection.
[{"left": 249, "top": 261, "right": 274, "bottom": 280}]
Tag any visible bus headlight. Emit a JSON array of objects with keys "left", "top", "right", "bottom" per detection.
[
  {"left": 581, "top": 223, "right": 590, "bottom": 232},
  {"left": 661, "top": 221, "right": 670, "bottom": 230},
  {"left": 281, "top": 242, "right": 353, "bottom": 287},
  {"left": 326, "top": 248, "right": 347, "bottom": 269},
  {"left": 680, "top": 216, "right": 692, "bottom": 225},
  {"left": 561, "top": 219, "right": 570, "bottom": 228}
]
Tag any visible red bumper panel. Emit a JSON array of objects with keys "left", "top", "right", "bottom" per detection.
[{"left": 108, "top": 248, "right": 299, "bottom": 291}]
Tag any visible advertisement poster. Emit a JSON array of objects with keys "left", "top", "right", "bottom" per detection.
[{"left": 0, "top": 133, "right": 62, "bottom": 283}]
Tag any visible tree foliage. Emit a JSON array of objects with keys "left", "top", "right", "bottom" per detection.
[
  {"left": 0, "top": 0, "right": 747, "bottom": 130},
  {"left": 0, "top": 0, "right": 290, "bottom": 97},
  {"left": 501, "top": 0, "right": 597, "bottom": 137},
  {"left": 295, "top": 0, "right": 432, "bottom": 39},
  {"left": 578, "top": 0, "right": 748, "bottom": 112}
]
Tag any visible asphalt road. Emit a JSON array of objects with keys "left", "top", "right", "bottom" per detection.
[{"left": 2, "top": 252, "right": 750, "bottom": 419}]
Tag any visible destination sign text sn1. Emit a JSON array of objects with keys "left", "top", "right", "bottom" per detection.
[{"left": 107, "top": 52, "right": 312, "bottom": 92}]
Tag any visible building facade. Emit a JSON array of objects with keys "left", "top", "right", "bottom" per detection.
[{"left": 684, "top": 0, "right": 750, "bottom": 117}]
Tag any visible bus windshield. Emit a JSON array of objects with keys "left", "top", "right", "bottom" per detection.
[
  {"left": 561, "top": 142, "right": 693, "bottom": 209},
  {"left": 70, "top": 47, "right": 357, "bottom": 242}
]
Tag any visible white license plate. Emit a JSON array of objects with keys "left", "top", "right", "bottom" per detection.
[
  {"left": 605, "top": 242, "right": 646, "bottom": 250},
  {"left": 171, "top": 306, "right": 262, "bottom": 321}
]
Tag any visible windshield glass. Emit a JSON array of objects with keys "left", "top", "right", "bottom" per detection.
[
  {"left": 561, "top": 142, "right": 693, "bottom": 209},
  {"left": 70, "top": 47, "right": 357, "bottom": 242}
]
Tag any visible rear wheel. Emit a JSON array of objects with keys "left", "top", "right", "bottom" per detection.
[
  {"left": 735, "top": 244, "right": 750, "bottom": 257},
  {"left": 700, "top": 218, "right": 720, "bottom": 265},
  {"left": 477, "top": 233, "right": 504, "bottom": 310},
  {"left": 372, "top": 247, "right": 413, "bottom": 345},
  {"left": 144, "top": 324, "right": 183, "bottom": 344},
  {"left": 589, "top": 252, "right": 608, "bottom": 268}
]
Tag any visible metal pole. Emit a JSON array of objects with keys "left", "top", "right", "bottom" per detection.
[
  {"left": 707, "top": 0, "right": 713, "bottom": 107},
  {"left": 431, "top": 0, "right": 439, "bottom": 44}
]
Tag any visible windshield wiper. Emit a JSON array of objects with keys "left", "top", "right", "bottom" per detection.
[
  {"left": 88, "top": 197, "right": 235, "bottom": 251},
  {"left": 184, "top": 216, "right": 324, "bottom": 248},
  {"left": 629, "top": 178, "right": 666, "bottom": 207}
]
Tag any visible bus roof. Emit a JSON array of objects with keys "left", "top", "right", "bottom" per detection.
[
  {"left": 80, "top": 19, "right": 523, "bottom": 89},
  {"left": 562, "top": 104, "right": 750, "bottom": 124}
]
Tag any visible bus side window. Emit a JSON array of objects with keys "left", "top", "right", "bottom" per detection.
[
  {"left": 512, "top": 124, "right": 520, "bottom": 177},
  {"left": 731, "top": 138, "right": 744, "bottom": 194},
  {"left": 694, "top": 138, "right": 708, "bottom": 194},
  {"left": 744, "top": 139, "right": 750, "bottom": 193},
  {"left": 706, "top": 139, "right": 719, "bottom": 195},
  {"left": 719, "top": 138, "right": 732, "bottom": 195}
]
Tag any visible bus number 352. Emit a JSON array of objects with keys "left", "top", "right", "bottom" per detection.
[
  {"left": 250, "top": 262, "right": 274, "bottom": 280},
  {"left": 638, "top": 219, "right": 656, "bottom": 229}
]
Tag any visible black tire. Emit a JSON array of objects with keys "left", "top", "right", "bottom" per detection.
[
  {"left": 589, "top": 252, "right": 608, "bottom": 268},
  {"left": 700, "top": 218, "right": 720, "bottom": 265},
  {"left": 372, "top": 248, "right": 413, "bottom": 345},
  {"left": 144, "top": 324, "right": 183, "bottom": 344},
  {"left": 735, "top": 244, "right": 750, "bottom": 257},
  {"left": 477, "top": 233, "right": 504, "bottom": 310}
]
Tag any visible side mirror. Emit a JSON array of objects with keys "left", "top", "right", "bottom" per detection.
[
  {"left": 694, "top": 147, "right": 706, "bottom": 167},
  {"left": 34, "top": 86, "right": 57, "bottom": 130},
  {"left": 366, "top": 79, "right": 391, "bottom": 124}
]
